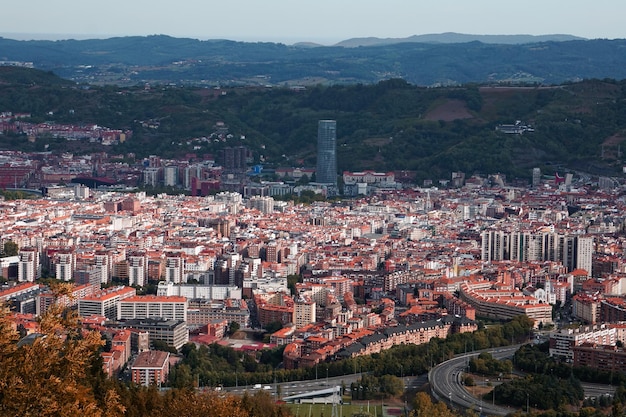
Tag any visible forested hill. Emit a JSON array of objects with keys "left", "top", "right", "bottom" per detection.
[
  {"left": 1, "top": 67, "right": 626, "bottom": 181},
  {"left": 2, "top": 35, "right": 626, "bottom": 86}
]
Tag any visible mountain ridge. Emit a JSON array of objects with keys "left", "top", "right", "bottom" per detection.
[
  {"left": 1, "top": 34, "right": 626, "bottom": 88},
  {"left": 333, "top": 32, "right": 587, "bottom": 47}
]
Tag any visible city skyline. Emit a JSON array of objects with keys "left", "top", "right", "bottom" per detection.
[{"left": 1, "top": 0, "right": 626, "bottom": 45}]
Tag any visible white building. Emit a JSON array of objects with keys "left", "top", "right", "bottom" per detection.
[
  {"left": 549, "top": 324, "right": 616, "bottom": 361},
  {"left": 165, "top": 255, "right": 185, "bottom": 284},
  {"left": 18, "top": 248, "right": 40, "bottom": 282},
  {"left": 54, "top": 252, "right": 74, "bottom": 282},
  {"left": 163, "top": 166, "right": 178, "bottom": 187},
  {"left": 128, "top": 254, "right": 147, "bottom": 287},
  {"left": 78, "top": 286, "right": 137, "bottom": 319},
  {"left": 118, "top": 295, "right": 188, "bottom": 322},
  {"left": 157, "top": 281, "right": 242, "bottom": 300}
]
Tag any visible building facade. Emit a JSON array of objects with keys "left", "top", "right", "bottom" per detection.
[
  {"left": 131, "top": 350, "right": 170, "bottom": 386},
  {"left": 117, "top": 295, "right": 187, "bottom": 322},
  {"left": 316, "top": 120, "right": 337, "bottom": 186}
]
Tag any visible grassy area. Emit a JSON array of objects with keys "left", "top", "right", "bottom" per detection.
[{"left": 286, "top": 402, "right": 407, "bottom": 417}]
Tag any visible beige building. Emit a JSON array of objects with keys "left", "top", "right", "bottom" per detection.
[{"left": 293, "top": 297, "right": 316, "bottom": 329}]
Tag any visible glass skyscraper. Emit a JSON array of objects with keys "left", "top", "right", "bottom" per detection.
[{"left": 316, "top": 120, "right": 337, "bottom": 185}]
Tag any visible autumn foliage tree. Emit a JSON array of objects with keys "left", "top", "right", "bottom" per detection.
[
  {"left": 410, "top": 392, "right": 459, "bottom": 417},
  {"left": 0, "top": 283, "right": 125, "bottom": 417},
  {"left": 0, "top": 283, "right": 293, "bottom": 416}
]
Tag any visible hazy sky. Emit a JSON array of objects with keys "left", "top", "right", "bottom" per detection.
[{"left": 2, "top": 0, "right": 625, "bottom": 44}]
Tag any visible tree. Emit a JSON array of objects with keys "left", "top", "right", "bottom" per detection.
[
  {"left": 152, "top": 339, "right": 178, "bottom": 354},
  {"left": 2, "top": 241, "right": 18, "bottom": 257},
  {"left": 228, "top": 321, "right": 240, "bottom": 336},
  {"left": 287, "top": 274, "right": 302, "bottom": 295},
  {"left": 379, "top": 374, "right": 404, "bottom": 397},
  {"left": 263, "top": 321, "right": 283, "bottom": 334},
  {"left": 410, "top": 392, "right": 457, "bottom": 417},
  {"left": 296, "top": 174, "right": 309, "bottom": 185},
  {"left": 0, "top": 283, "right": 125, "bottom": 417}
]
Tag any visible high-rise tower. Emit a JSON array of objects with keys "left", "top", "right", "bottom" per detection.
[{"left": 316, "top": 120, "right": 337, "bottom": 185}]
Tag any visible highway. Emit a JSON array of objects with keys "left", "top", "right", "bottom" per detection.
[
  {"left": 581, "top": 382, "right": 615, "bottom": 399},
  {"left": 429, "top": 346, "right": 618, "bottom": 416},
  {"left": 429, "top": 346, "right": 519, "bottom": 416}
]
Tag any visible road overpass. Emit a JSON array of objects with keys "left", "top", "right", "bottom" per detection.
[
  {"left": 429, "top": 346, "right": 518, "bottom": 416},
  {"left": 429, "top": 345, "right": 617, "bottom": 416}
]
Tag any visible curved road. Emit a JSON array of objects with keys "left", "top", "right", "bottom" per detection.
[
  {"left": 429, "top": 346, "right": 519, "bottom": 416},
  {"left": 430, "top": 346, "right": 617, "bottom": 416}
]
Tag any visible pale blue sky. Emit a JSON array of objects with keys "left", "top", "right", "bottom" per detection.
[{"left": 1, "top": 0, "right": 624, "bottom": 44}]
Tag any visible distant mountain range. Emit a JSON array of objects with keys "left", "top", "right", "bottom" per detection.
[
  {"left": 1, "top": 33, "right": 625, "bottom": 86},
  {"left": 333, "top": 32, "right": 586, "bottom": 47}
]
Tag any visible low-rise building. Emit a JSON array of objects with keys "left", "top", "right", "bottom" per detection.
[{"left": 112, "top": 318, "right": 189, "bottom": 350}]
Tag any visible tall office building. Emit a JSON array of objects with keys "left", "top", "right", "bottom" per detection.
[
  {"left": 163, "top": 166, "right": 178, "bottom": 187},
  {"left": 532, "top": 167, "right": 541, "bottom": 188},
  {"left": 316, "top": 120, "right": 337, "bottom": 185}
]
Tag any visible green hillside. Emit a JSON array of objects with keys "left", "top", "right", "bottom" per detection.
[
  {"left": 3, "top": 36, "right": 626, "bottom": 86},
  {"left": 1, "top": 68, "right": 626, "bottom": 182}
]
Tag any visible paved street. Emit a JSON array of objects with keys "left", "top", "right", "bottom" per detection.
[{"left": 429, "top": 346, "right": 520, "bottom": 416}]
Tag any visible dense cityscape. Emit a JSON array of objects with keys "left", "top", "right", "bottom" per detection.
[{"left": 2, "top": 109, "right": 626, "bottom": 416}]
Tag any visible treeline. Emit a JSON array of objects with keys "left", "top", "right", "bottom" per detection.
[
  {"left": 514, "top": 343, "right": 626, "bottom": 386},
  {"left": 468, "top": 351, "right": 512, "bottom": 376},
  {"left": 168, "top": 315, "right": 534, "bottom": 388},
  {"left": 488, "top": 342, "right": 626, "bottom": 414},
  {"left": 349, "top": 374, "right": 405, "bottom": 400},
  {"left": 493, "top": 374, "right": 584, "bottom": 410}
]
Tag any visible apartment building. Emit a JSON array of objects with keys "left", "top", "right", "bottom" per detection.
[
  {"left": 117, "top": 295, "right": 187, "bottom": 322},
  {"left": 293, "top": 296, "right": 316, "bottom": 329},
  {"left": 459, "top": 283, "right": 553, "bottom": 327},
  {"left": 131, "top": 350, "right": 170, "bottom": 386},
  {"left": 78, "top": 286, "right": 137, "bottom": 319},
  {"left": 549, "top": 324, "right": 616, "bottom": 361},
  {"left": 17, "top": 248, "right": 40, "bottom": 282}
]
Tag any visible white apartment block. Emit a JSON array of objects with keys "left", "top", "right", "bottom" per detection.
[
  {"left": 157, "top": 281, "right": 242, "bottom": 300},
  {"left": 78, "top": 286, "right": 137, "bottom": 319},
  {"left": 165, "top": 255, "right": 185, "bottom": 284},
  {"left": 128, "top": 254, "right": 147, "bottom": 287},
  {"left": 94, "top": 253, "right": 110, "bottom": 284},
  {"left": 549, "top": 324, "right": 616, "bottom": 361},
  {"left": 18, "top": 248, "right": 40, "bottom": 282},
  {"left": 163, "top": 166, "right": 178, "bottom": 187},
  {"left": 54, "top": 252, "right": 74, "bottom": 282},
  {"left": 117, "top": 295, "right": 187, "bottom": 322},
  {"left": 481, "top": 230, "right": 593, "bottom": 274}
]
